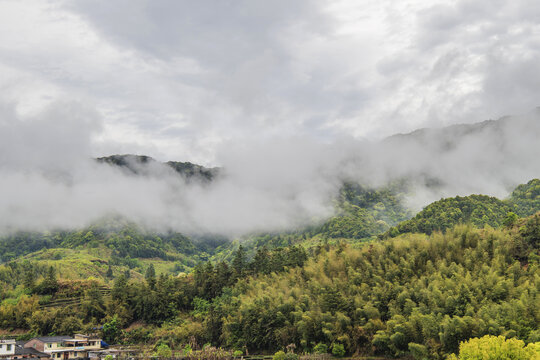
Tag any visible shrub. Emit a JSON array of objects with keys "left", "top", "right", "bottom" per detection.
[
  {"left": 154, "top": 343, "right": 172, "bottom": 358},
  {"left": 273, "top": 350, "right": 286, "bottom": 360},
  {"left": 447, "top": 335, "right": 540, "bottom": 359},
  {"left": 408, "top": 343, "right": 428, "bottom": 360},
  {"left": 331, "top": 343, "right": 345, "bottom": 357},
  {"left": 284, "top": 353, "right": 298, "bottom": 360},
  {"left": 313, "top": 343, "right": 328, "bottom": 354}
]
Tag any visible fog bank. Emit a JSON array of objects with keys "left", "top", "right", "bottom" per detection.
[{"left": 1, "top": 102, "right": 539, "bottom": 236}]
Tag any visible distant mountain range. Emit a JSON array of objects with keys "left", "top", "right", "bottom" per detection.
[{"left": 96, "top": 154, "right": 220, "bottom": 183}]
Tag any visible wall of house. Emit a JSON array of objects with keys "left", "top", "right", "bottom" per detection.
[
  {"left": 0, "top": 341, "right": 15, "bottom": 356},
  {"left": 24, "top": 340, "right": 45, "bottom": 352},
  {"left": 44, "top": 342, "right": 63, "bottom": 351}
]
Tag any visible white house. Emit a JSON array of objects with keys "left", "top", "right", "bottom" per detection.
[{"left": 0, "top": 340, "right": 16, "bottom": 358}]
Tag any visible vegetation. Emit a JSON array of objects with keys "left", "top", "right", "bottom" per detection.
[
  {"left": 0, "top": 179, "right": 539, "bottom": 360},
  {"left": 448, "top": 335, "right": 540, "bottom": 360},
  {"left": 313, "top": 181, "right": 412, "bottom": 240},
  {"left": 385, "top": 179, "right": 540, "bottom": 238},
  {"left": 96, "top": 154, "right": 219, "bottom": 182},
  {"left": 385, "top": 194, "right": 515, "bottom": 237},
  {"left": 208, "top": 218, "right": 539, "bottom": 357},
  {"left": 509, "top": 178, "right": 540, "bottom": 217},
  {"left": 0, "top": 218, "right": 221, "bottom": 263}
]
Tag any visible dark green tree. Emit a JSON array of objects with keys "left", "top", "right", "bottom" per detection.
[
  {"left": 232, "top": 245, "right": 247, "bottom": 279},
  {"left": 145, "top": 264, "right": 156, "bottom": 289}
]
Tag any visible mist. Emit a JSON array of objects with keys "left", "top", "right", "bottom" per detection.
[{"left": 0, "top": 100, "right": 539, "bottom": 237}]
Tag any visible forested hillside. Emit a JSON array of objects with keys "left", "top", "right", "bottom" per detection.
[
  {"left": 385, "top": 179, "right": 540, "bottom": 238},
  {"left": 510, "top": 178, "right": 540, "bottom": 217},
  {"left": 0, "top": 217, "right": 222, "bottom": 264},
  {"left": 384, "top": 195, "right": 515, "bottom": 237},
  {"left": 0, "top": 178, "right": 539, "bottom": 359},
  {"left": 0, "top": 214, "right": 538, "bottom": 359},
  {"left": 96, "top": 154, "right": 219, "bottom": 182}
]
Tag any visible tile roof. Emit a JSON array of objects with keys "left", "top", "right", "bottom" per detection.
[
  {"left": 32, "top": 337, "right": 71, "bottom": 343},
  {"left": 15, "top": 347, "right": 50, "bottom": 357}
]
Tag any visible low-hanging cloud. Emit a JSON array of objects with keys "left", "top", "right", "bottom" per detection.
[{"left": 1, "top": 101, "right": 539, "bottom": 237}]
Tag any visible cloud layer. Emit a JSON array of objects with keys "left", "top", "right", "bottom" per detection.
[
  {"left": 0, "top": 1, "right": 539, "bottom": 236},
  {"left": 0, "top": 100, "right": 538, "bottom": 236}
]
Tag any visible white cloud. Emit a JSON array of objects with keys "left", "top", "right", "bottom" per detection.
[{"left": 0, "top": 0, "right": 539, "bottom": 235}]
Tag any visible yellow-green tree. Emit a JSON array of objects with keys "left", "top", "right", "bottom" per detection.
[{"left": 448, "top": 335, "right": 540, "bottom": 359}]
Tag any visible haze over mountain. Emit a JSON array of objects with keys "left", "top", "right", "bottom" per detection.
[
  {"left": 0, "top": 108, "right": 538, "bottom": 236},
  {"left": 2, "top": 0, "right": 540, "bottom": 238}
]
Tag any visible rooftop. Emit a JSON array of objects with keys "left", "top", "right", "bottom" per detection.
[
  {"left": 15, "top": 348, "right": 50, "bottom": 357},
  {"left": 32, "top": 337, "right": 71, "bottom": 343}
]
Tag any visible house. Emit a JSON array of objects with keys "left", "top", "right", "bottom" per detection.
[
  {"left": 11, "top": 348, "right": 50, "bottom": 360},
  {"left": 24, "top": 335, "right": 102, "bottom": 360},
  {"left": 0, "top": 340, "right": 49, "bottom": 360},
  {"left": 0, "top": 340, "right": 16, "bottom": 358}
]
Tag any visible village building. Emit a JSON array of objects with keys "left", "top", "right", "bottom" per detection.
[
  {"left": 0, "top": 340, "right": 49, "bottom": 360},
  {"left": 0, "top": 340, "right": 16, "bottom": 358},
  {"left": 24, "top": 335, "right": 102, "bottom": 360}
]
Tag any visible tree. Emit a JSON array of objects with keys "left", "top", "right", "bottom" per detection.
[
  {"left": 331, "top": 343, "right": 346, "bottom": 357},
  {"left": 81, "top": 284, "right": 106, "bottom": 322},
  {"left": 313, "top": 343, "right": 328, "bottom": 354},
  {"left": 23, "top": 267, "right": 36, "bottom": 290},
  {"left": 106, "top": 265, "right": 113, "bottom": 278},
  {"left": 35, "top": 266, "right": 58, "bottom": 295},
  {"left": 447, "top": 335, "right": 540, "bottom": 359},
  {"left": 102, "top": 315, "right": 121, "bottom": 344},
  {"left": 112, "top": 274, "right": 128, "bottom": 302},
  {"left": 145, "top": 264, "right": 156, "bottom": 289},
  {"left": 503, "top": 212, "right": 519, "bottom": 227},
  {"left": 232, "top": 245, "right": 247, "bottom": 279}
]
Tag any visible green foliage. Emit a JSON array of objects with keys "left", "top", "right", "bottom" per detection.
[
  {"left": 313, "top": 182, "right": 412, "bottom": 240},
  {"left": 216, "top": 220, "right": 539, "bottom": 357},
  {"left": 0, "top": 179, "right": 539, "bottom": 359},
  {"left": 273, "top": 350, "right": 286, "bottom": 360},
  {"left": 145, "top": 264, "right": 156, "bottom": 289},
  {"left": 154, "top": 343, "right": 172, "bottom": 358},
  {"left": 0, "top": 218, "right": 221, "bottom": 264},
  {"left": 408, "top": 343, "right": 428, "bottom": 360},
  {"left": 103, "top": 315, "right": 122, "bottom": 344},
  {"left": 387, "top": 195, "right": 515, "bottom": 237},
  {"left": 283, "top": 353, "right": 298, "bottom": 360},
  {"left": 447, "top": 335, "right": 540, "bottom": 359},
  {"left": 509, "top": 179, "right": 540, "bottom": 217},
  {"left": 313, "top": 343, "right": 328, "bottom": 354},
  {"left": 331, "top": 343, "right": 345, "bottom": 357},
  {"left": 34, "top": 266, "right": 59, "bottom": 295},
  {"left": 503, "top": 212, "right": 519, "bottom": 227}
]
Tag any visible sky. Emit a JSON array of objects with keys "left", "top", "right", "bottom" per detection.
[
  {"left": 1, "top": 0, "right": 539, "bottom": 164},
  {"left": 0, "top": 0, "right": 539, "bottom": 236}
]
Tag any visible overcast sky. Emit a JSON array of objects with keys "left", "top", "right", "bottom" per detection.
[{"left": 1, "top": 0, "right": 539, "bottom": 165}]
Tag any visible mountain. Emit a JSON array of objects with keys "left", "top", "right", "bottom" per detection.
[
  {"left": 1, "top": 115, "right": 539, "bottom": 358},
  {"left": 384, "top": 194, "right": 515, "bottom": 237},
  {"left": 96, "top": 154, "right": 220, "bottom": 183},
  {"left": 1, "top": 212, "right": 537, "bottom": 359},
  {"left": 509, "top": 178, "right": 540, "bottom": 217}
]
